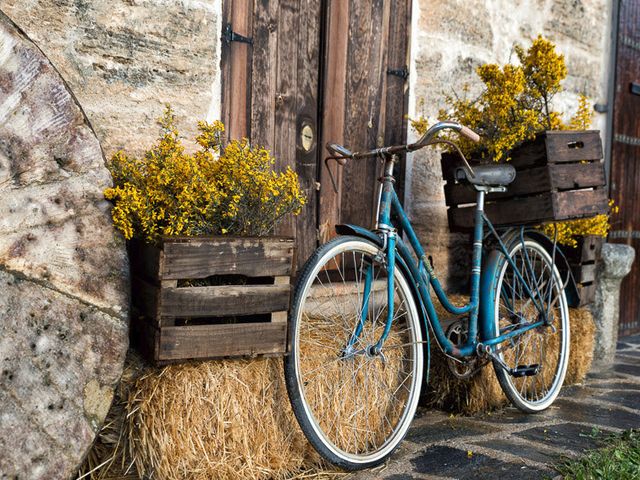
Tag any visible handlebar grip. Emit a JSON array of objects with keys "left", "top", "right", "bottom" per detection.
[
  {"left": 326, "top": 142, "right": 353, "bottom": 159},
  {"left": 460, "top": 126, "right": 480, "bottom": 143}
]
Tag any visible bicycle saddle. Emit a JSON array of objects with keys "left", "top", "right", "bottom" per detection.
[{"left": 455, "top": 164, "right": 516, "bottom": 187}]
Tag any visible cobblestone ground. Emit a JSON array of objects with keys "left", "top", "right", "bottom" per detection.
[{"left": 349, "top": 334, "right": 640, "bottom": 480}]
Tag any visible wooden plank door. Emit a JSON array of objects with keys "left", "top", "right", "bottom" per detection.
[
  {"left": 609, "top": 0, "right": 640, "bottom": 336},
  {"left": 319, "top": 0, "right": 411, "bottom": 243},
  {"left": 221, "top": 0, "right": 322, "bottom": 267},
  {"left": 221, "top": 0, "right": 411, "bottom": 268}
]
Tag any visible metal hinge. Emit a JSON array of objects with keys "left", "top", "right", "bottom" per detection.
[
  {"left": 223, "top": 23, "right": 253, "bottom": 45},
  {"left": 387, "top": 66, "right": 409, "bottom": 80}
]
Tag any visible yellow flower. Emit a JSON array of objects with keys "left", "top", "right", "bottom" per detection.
[{"left": 103, "top": 105, "right": 306, "bottom": 242}]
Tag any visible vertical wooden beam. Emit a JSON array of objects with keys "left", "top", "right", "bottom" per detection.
[
  {"left": 221, "top": 0, "right": 253, "bottom": 140},
  {"left": 294, "top": 0, "right": 322, "bottom": 265},
  {"left": 318, "top": 0, "right": 349, "bottom": 243}
]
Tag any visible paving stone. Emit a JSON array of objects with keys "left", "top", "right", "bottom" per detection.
[
  {"left": 597, "top": 391, "right": 640, "bottom": 410},
  {"left": 411, "top": 445, "right": 551, "bottom": 479},
  {"left": 515, "top": 423, "right": 612, "bottom": 453},
  {"left": 406, "top": 418, "right": 501, "bottom": 444},
  {"left": 588, "top": 381, "right": 640, "bottom": 391},
  {"left": 613, "top": 363, "right": 640, "bottom": 377},
  {"left": 618, "top": 350, "right": 640, "bottom": 358},
  {"left": 472, "top": 438, "right": 561, "bottom": 464},
  {"left": 622, "top": 334, "right": 640, "bottom": 344},
  {"left": 473, "top": 408, "right": 551, "bottom": 425},
  {"left": 551, "top": 399, "right": 640, "bottom": 430}
]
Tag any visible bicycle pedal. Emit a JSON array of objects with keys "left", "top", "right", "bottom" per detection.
[{"left": 511, "top": 364, "right": 540, "bottom": 377}]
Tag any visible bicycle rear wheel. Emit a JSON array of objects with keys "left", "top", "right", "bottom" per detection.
[
  {"left": 284, "top": 236, "right": 423, "bottom": 470},
  {"left": 492, "top": 239, "right": 570, "bottom": 413}
]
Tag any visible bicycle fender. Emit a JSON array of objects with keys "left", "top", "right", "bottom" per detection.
[
  {"left": 479, "top": 249, "right": 500, "bottom": 342},
  {"left": 335, "top": 224, "right": 383, "bottom": 247}
]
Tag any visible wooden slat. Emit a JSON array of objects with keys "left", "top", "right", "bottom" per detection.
[
  {"left": 131, "top": 275, "right": 160, "bottom": 321},
  {"left": 448, "top": 193, "right": 554, "bottom": 231},
  {"left": 549, "top": 162, "right": 606, "bottom": 189},
  {"left": 544, "top": 130, "right": 603, "bottom": 163},
  {"left": 160, "top": 284, "right": 291, "bottom": 317},
  {"left": 563, "top": 235, "right": 604, "bottom": 264},
  {"left": 444, "top": 162, "right": 606, "bottom": 206},
  {"left": 576, "top": 283, "right": 597, "bottom": 308},
  {"left": 161, "top": 237, "right": 294, "bottom": 279},
  {"left": 130, "top": 313, "right": 160, "bottom": 363},
  {"left": 571, "top": 263, "right": 596, "bottom": 284},
  {"left": 552, "top": 188, "right": 609, "bottom": 220},
  {"left": 271, "top": 276, "right": 290, "bottom": 323},
  {"left": 158, "top": 322, "right": 287, "bottom": 361},
  {"left": 128, "top": 239, "right": 161, "bottom": 283}
]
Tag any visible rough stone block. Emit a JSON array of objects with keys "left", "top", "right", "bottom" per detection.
[{"left": 0, "top": 13, "right": 128, "bottom": 479}]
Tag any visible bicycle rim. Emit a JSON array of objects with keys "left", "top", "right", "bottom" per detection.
[
  {"left": 493, "top": 239, "right": 570, "bottom": 412},
  {"left": 286, "top": 237, "right": 423, "bottom": 469}
]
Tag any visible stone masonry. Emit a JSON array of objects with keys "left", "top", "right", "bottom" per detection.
[
  {"left": 407, "top": 0, "right": 613, "bottom": 289},
  {"left": 0, "top": 0, "right": 223, "bottom": 157}
]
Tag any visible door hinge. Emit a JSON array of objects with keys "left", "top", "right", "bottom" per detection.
[
  {"left": 387, "top": 66, "right": 409, "bottom": 80},
  {"left": 223, "top": 23, "right": 253, "bottom": 45}
]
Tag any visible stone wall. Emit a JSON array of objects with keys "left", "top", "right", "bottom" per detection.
[
  {"left": 407, "top": 0, "right": 613, "bottom": 289},
  {"left": 0, "top": 0, "right": 223, "bottom": 157}
]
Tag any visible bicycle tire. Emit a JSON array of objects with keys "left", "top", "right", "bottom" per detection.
[
  {"left": 491, "top": 238, "right": 570, "bottom": 413},
  {"left": 284, "top": 235, "right": 423, "bottom": 470}
]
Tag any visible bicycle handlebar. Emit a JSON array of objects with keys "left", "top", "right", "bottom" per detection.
[{"left": 325, "top": 121, "right": 480, "bottom": 160}]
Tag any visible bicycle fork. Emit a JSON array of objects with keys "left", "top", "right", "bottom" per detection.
[{"left": 345, "top": 155, "right": 398, "bottom": 357}]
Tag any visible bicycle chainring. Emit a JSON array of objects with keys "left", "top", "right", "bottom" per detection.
[{"left": 445, "top": 320, "right": 478, "bottom": 380}]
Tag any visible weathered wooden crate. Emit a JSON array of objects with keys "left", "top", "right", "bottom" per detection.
[
  {"left": 129, "top": 236, "right": 295, "bottom": 364},
  {"left": 442, "top": 130, "right": 609, "bottom": 231},
  {"left": 561, "top": 235, "right": 604, "bottom": 308}
]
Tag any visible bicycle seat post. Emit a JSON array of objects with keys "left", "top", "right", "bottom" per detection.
[{"left": 376, "top": 154, "right": 397, "bottom": 232}]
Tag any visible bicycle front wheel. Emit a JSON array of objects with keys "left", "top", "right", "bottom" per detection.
[
  {"left": 492, "top": 239, "right": 570, "bottom": 413},
  {"left": 284, "top": 236, "right": 423, "bottom": 470}
]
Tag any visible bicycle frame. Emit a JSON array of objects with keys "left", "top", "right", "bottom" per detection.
[{"left": 347, "top": 154, "right": 551, "bottom": 359}]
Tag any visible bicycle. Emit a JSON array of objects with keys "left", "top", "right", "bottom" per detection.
[{"left": 284, "top": 121, "right": 570, "bottom": 470}]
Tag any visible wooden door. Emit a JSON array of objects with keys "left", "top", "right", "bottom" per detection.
[
  {"left": 609, "top": 0, "right": 640, "bottom": 336},
  {"left": 221, "top": 0, "right": 411, "bottom": 268},
  {"left": 319, "top": 0, "right": 411, "bottom": 242}
]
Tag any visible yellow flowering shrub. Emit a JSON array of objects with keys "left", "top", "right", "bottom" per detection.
[
  {"left": 411, "top": 36, "right": 615, "bottom": 246},
  {"left": 538, "top": 201, "right": 619, "bottom": 248},
  {"left": 412, "top": 35, "right": 569, "bottom": 161},
  {"left": 104, "top": 107, "right": 305, "bottom": 242}
]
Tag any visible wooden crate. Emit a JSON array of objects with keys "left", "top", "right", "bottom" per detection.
[
  {"left": 561, "top": 235, "right": 604, "bottom": 308},
  {"left": 442, "top": 130, "right": 609, "bottom": 231},
  {"left": 129, "top": 236, "right": 295, "bottom": 364}
]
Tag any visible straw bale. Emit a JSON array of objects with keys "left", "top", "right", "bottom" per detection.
[
  {"left": 78, "top": 352, "right": 342, "bottom": 480},
  {"left": 565, "top": 307, "right": 595, "bottom": 385}
]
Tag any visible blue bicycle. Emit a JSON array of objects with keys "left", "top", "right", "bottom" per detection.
[{"left": 284, "top": 122, "right": 570, "bottom": 470}]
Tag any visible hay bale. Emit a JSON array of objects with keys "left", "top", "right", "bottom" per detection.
[
  {"left": 78, "top": 353, "right": 339, "bottom": 480},
  {"left": 421, "top": 294, "right": 507, "bottom": 415},
  {"left": 565, "top": 307, "right": 595, "bottom": 385}
]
